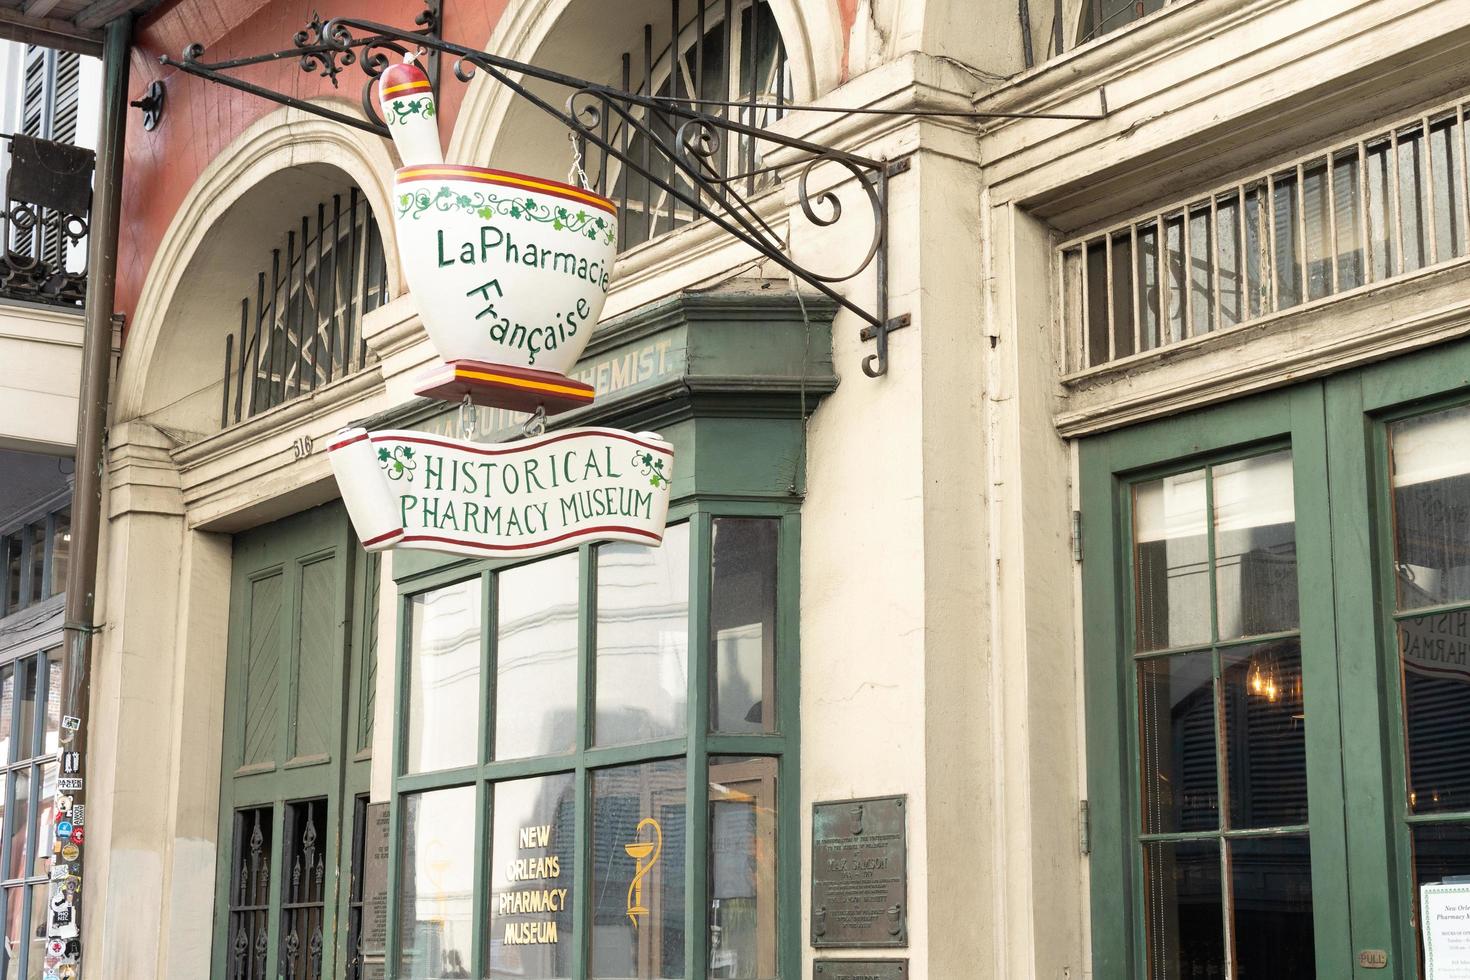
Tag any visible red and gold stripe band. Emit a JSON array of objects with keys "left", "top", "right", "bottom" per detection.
[
  {"left": 382, "top": 79, "right": 432, "bottom": 96},
  {"left": 396, "top": 165, "right": 617, "bottom": 215}
]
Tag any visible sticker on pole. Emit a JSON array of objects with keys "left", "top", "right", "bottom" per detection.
[{"left": 327, "top": 426, "right": 673, "bottom": 560}]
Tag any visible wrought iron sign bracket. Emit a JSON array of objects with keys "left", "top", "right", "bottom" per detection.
[{"left": 158, "top": 12, "right": 1096, "bottom": 379}]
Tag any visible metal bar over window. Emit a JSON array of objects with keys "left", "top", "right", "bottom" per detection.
[{"left": 1059, "top": 91, "right": 1470, "bottom": 371}]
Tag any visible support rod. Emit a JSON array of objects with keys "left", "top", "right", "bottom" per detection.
[{"left": 53, "top": 12, "right": 132, "bottom": 976}]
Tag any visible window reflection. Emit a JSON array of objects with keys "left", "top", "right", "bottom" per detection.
[
  {"left": 1391, "top": 405, "right": 1470, "bottom": 608},
  {"left": 1142, "top": 839, "right": 1224, "bottom": 979},
  {"left": 1134, "top": 471, "right": 1210, "bottom": 652},
  {"left": 488, "top": 774, "right": 576, "bottom": 979},
  {"left": 595, "top": 525, "right": 690, "bottom": 746},
  {"left": 406, "top": 580, "right": 481, "bottom": 774},
  {"left": 1213, "top": 451, "right": 1299, "bottom": 640},
  {"left": 710, "top": 520, "right": 778, "bottom": 734},
  {"left": 709, "top": 757, "right": 777, "bottom": 979},
  {"left": 397, "top": 786, "right": 476, "bottom": 980},
  {"left": 591, "top": 761, "right": 686, "bottom": 978},
  {"left": 496, "top": 556, "right": 579, "bottom": 760}
]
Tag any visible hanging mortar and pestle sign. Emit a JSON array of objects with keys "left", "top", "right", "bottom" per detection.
[{"left": 328, "top": 57, "right": 674, "bottom": 560}]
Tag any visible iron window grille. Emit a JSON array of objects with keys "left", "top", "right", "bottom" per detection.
[
  {"left": 1059, "top": 91, "right": 1470, "bottom": 372},
  {"left": 588, "top": 0, "right": 790, "bottom": 252},
  {"left": 220, "top": 189, "right": 389, "bottom": 428}
]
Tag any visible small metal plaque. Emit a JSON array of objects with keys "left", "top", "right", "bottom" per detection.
[
  {"left": 814, "top": 959, "right": 907, "bottom": 980},
  {"left": 1358, "top": 949, "right": 1389, "bottom": 969},
  {"left": 811, "top": 795, "right": 907, "bottom": 948},
  {"left": 360, "top": 803, "right": 391, "bottom": 962}
]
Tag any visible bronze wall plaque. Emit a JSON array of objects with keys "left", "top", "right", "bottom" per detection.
[
  {"left": 814, "top": 958, "right": 908, "bottom": 979},
  {"left": 359, "top": 802, "right": 391, "bottom": 979},
  {"left": 811, "top": 795, "right": 907, "bottom": 948}
]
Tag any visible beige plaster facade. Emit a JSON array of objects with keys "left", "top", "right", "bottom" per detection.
[{"left": 77, "top": 0, "right": 1470, "bottom": 977}]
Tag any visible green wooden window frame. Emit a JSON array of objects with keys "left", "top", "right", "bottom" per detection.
[
  {"left": 1083, "top": 338, "right": 1470, "bottom": 978},
  {"left": 387, "top": 498, "right": 802, "bottom": 979}
]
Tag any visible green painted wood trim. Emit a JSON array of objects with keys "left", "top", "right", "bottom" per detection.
[
  {"left": 1081, "top": 384, "right": 1356, "bottom": 978},
  {"left": 776, "top": 508, "right": 803, "bottom": 980}
]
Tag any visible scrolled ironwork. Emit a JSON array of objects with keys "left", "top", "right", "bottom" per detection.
[{"left": 166, "top": 8, "right": 915, "bottom": 376}]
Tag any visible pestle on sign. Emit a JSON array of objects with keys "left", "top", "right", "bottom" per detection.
[{"left": 327, "top": 56, "right": 674, "bottom": 560}]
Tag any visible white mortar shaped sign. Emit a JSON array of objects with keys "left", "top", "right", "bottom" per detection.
[
  {"left": 328, "top": 426, "right": 673, "bottom": 559},
  {"left": 378, "top": 58, "right": 616, "bottom": 414}
]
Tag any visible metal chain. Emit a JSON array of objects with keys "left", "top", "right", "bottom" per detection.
[
  {"left": 523, "top": 405, "right": 547, "bottom": 438},
  {"left": 459, "top": 393, "right": 477, "bottom": 439},
  {"left": 567, "top": 131, "right": 592, "bottom": 191}
]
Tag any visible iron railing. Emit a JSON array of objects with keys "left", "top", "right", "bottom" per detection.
[
  {"left": 1060, "top": 91, "right": 1470, "bottom": 371},
  {"left": 220, "top": 189, "right": 388, "bottom": 427},
  {"left": 0, "top": 134, "right": 92, "bottom": 309}
]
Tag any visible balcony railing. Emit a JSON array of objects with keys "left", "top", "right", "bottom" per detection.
[
  {"left": 0, "top": 134, "right": 93, "bottom": 309},
  {"left": 220, "top": 189, "right": 388, "bottom": 428}
]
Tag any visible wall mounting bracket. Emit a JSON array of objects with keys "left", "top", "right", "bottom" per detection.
[{"left": 158, "top": 9, "right": 1102, "bottom": 379}]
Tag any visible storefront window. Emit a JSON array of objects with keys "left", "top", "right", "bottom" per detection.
[{"left": 391, "top": 512, "right": 794, "bottom": 979}]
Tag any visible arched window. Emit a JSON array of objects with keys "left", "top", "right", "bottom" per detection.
[
  {"left": 219, "top": 186, "right": 389, "bottom": 427},
  {"left": 585, "top": 0, "right": 792, "bottom": 251}
]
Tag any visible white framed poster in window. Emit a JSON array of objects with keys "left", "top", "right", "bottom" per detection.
[{"left": 1422, "top": 880, "right": 1470, "bottom": 977}]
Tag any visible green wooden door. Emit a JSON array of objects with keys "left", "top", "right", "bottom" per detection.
[
  {"left": 1084, "top": 337, "right": 1470, "bottom": 979},
  {"left": 212, "top": 501, "right": 378, "bottom": 980}
]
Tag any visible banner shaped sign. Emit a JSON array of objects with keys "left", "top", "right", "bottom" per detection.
[{"left": 328, "top": 426, "right": 673, "bottom": 559}]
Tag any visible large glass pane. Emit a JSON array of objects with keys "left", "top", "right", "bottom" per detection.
[
  {"left": 1431, "top": 116, "right": 1463, "bottom": 261},
  {"left": 1243, "top": 186, "right": 1267, "bottom": 320},
  {"left": 12, "top": 660, "right": 36, "bottom": 764},
  {"left": 1164, "top": 215, "right": 1186, "bottom": 344},
  {"left": 1303, "top": 159, "right": 1331, "bottom": 301},
  {"left": 406, "top": 579, "right": 482, "bottom": 773},
  {"left": 1188, "top": 206, "right": 1214, "bottom": 337},
  {"left": 496, "top": 555, "right": 579, "bottom": 760},
  {"left": 25, "top": 527, "right": 42, "bottom": 606},
  {"left": 1214, "top": 451, "right": 1299, "bottom": 640},
  {"left": 591, "top": 761, "right": 687, "bottom": 978},
  {"left": 1367, "top": 139, "right": 1396, "bottom": 281},
  {"left": 1136, "top": 224, "right": 1161, "bottom": 350},
  {"left": 1138, "top": 652, "right": 1218, "bottom": 835},
  {"left": 595, "top": 524, "right": 690, "bottom": 747},
  {"left": 3, "top": 887, "right": 21, "bottom": 980},
  {"left": 1414, "top": 821, "right": 1470, "bottom": 889},
  {"left": 47, "top": 513, "right": 68, "bottom": 598},
  {"left": 1400, "top": 128, "right": 1429, "bottom": 273},
  {"left": 1400, "top": 611, "right": 1470, "bottom": 813},
  {"left": 1216, "top": 195, "right": 1242, "bottom": 329},
  {"left": 1142, "top": 839, "right": 1224, "bottom": 980},
  {"left": 708, "top": 757, "right": 777, "bottom": 980},
  {"left": 1222, "top": 640, "right": 1307, "bottom": 829},
  {"left": 41, "top": 655, "right": 59, "bottom": 757},
  {"left": 397, "top": 786, "right": 476, "bottom": 980},
  {"left": 488, "top": 773, "right": 576, "bottom": 979},
  {"left": 710, "top": 520, "right": 778, "bottom": 734},
  {"left": 1063, "top": 248, "right": 1083, "bottom": 370},
  {"left": 1086, "top": 239, "right": 1109, "bottom": 366},
  {"left": 3, "top": 537, "right": 19, "bottom": 614},
  {"left": 1391, "top": 405, "right": 1470, "bottom": 609},
  {"left": 1230, "top": 836, "right": 1315, "bottom": 978},
  {"left": 1134, "top": 470, "right": 1210, "bottom": 652},
  {"left": 1112, "top": 232, "right": 1135, "bottom": 358},
  {"left": 6, "top": 770, "right": 29, "bottom": 882},
  {"left": 1333, "top": 150, "right": 1364, "bottom": 291},
  {"left": 0, "top": 667, "right": 14, "bottom": 766},
  {"left": 31, "top": 764, "right": 53, "bottom": 881},
  {"left": 24, "top": 881, "right": 45, "bottom": 980},
  {"left": 1273, "top": 172, "right": 1302, "bottom": 309}
]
